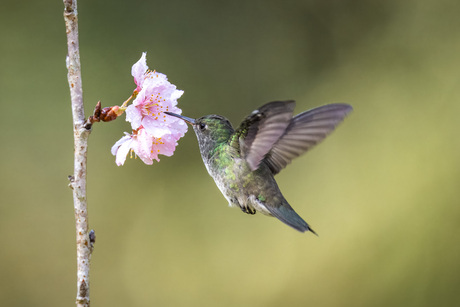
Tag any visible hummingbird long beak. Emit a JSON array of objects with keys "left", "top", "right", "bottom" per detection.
[{"left": 164, "top": 112, "right": 196, "bottom": 125}]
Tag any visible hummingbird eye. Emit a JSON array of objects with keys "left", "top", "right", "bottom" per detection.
[{"left": 198, "top": 123, "right": 207, "bottom": 130}]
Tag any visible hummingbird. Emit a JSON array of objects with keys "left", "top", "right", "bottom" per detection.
[{"left": 165, "top": 101, "right": 352, "bottom": 234}]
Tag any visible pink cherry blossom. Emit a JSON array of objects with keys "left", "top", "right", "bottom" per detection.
[
  {"left": 111, "top": 127, "right": 184, "bottom": 166},
  {"left": 126, "top": 53, "right": 187, "bottom": 139},
  {"left": 112, "top": 52, "right": 188, "bottom": 166}
]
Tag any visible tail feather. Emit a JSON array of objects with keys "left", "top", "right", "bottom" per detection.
[{"left": 266, "top": 202, "right": 317, "bottom": 235}]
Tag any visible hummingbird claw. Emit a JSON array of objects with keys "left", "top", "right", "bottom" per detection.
[{"left": 240, "top": 205, "right": 256, "bottom": 215}]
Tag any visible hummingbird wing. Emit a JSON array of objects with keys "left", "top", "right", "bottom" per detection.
[
  {"left": 233, "top": 101, "right": 296, "bottom": 171},
  {"left": 264, "top": 103, "right": 353, "bottom": 175}
]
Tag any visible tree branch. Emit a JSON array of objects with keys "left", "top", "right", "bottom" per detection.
[{"left": 63, "top": 1, "right": 93, "bottom": 306}]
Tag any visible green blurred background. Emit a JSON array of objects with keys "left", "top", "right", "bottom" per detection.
[{"left": 1, "top": 0, "right": 459, "bottom": 306}]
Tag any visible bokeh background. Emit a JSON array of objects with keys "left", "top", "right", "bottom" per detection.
[{"left": 1, "top": 0, "right": 459, "bottom": 306}]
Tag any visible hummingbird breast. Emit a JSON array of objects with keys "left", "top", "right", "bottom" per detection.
[{"left": 203, "top": 145, "right": 278, "bottom": 216}]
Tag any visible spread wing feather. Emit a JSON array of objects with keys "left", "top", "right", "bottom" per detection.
[
  {"left": 233, "top": 101, "right": 296, "bottom": 170},
  {"left": 264, "top": 103, "right": 353, "bottom": 175}
]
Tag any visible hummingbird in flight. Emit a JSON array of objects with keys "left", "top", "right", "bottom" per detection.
[{"left": 165, "top": 101, "right": 352, "bottom": 234}]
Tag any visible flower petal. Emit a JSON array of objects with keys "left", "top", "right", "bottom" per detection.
[
  {"left": 170, "top": 89, "right": 184, "bottom": 104},
  {"left": 131, "top": 52, "right": 148, "bottom": 89},
  {"left": 125, "top": 104, "right": 143, "bottom": 130},
  {"left": 142, "top": 115, "right": 171, "bottom": 137},
  {"left": 111, "top": 135, "right": 134, "bottom": 166},
  {"left": 136, "top": 129, "right": 155, "bottom": 164}
]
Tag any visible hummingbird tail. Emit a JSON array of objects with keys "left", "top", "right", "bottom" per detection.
[{"left": 267, "top": 202, "right": 317, "bottom": 235}]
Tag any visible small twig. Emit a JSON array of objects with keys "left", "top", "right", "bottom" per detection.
[
  {"left": 63, "top": 0, "right": 93, "bottom": 306},
  {"left": 85, "top": 101, "right": 121, "bottom": 129},
  {"left": 84, "top": 101, "right": 102, "bottom": 129}
]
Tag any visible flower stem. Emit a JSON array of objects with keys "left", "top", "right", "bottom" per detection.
[
  {"left": 63, "top": 1, "right": 94, "bottom": 306},
  {"left": 120, "top": 91, "right": 137, "bottom": 109}
]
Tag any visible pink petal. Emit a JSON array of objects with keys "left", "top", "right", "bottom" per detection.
[
  {"left": 131, "top": 52, "right": 148, "bottom": 89},
  {"left": 111, "top": 134, "right": 130, "bottom": 155},
  {"left": 142, "top": 116, "right": 170, "bottom": 137},
  {"left": 125, "top": 105, "right": 143, "bottom": 130},
  {"left": 111, "top": 135, "right": 134, "bottom": 166},
  {"left": 170, "top": 90, "right": 184, "bottom": 104},
  {"left": 136, "top": 130, "right": 155, "bottom": 165}
]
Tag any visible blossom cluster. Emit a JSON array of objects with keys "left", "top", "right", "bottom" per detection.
[{"left": 111, "top": 52, "right": 188, "bottom": 165}]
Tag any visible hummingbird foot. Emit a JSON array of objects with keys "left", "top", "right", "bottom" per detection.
[{"left": 240, "top": 205, "right": 256, "bottom": 215}]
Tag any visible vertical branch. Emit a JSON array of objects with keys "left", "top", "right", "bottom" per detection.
[{"left": 63, "top": 1, "right": 93, "bottom": 306}]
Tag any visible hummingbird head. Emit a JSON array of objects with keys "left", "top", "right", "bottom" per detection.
[{"left": 164, "top": 112, "right": 234, "bottom": 157}]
